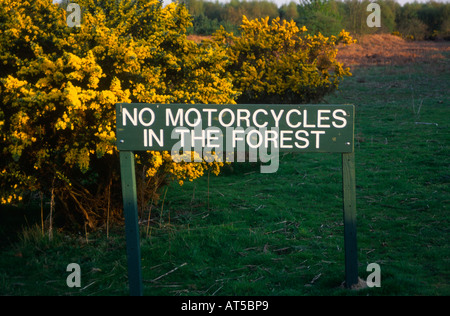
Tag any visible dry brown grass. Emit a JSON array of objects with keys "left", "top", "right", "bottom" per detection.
[
  {"left": 187, "top": 34, "right": 212, "bottom": 43},
  {"left": 188, "top": 33, "right": 450, "bottom": 67},
  {"left": 337, "top": 33, "right": 450, "bottom": 67}
]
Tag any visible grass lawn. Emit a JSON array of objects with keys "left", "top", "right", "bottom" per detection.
[{"left": 0, "top": 55, "right": 448, "bottom": 296}]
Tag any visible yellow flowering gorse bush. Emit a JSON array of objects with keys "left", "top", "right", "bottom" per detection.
[
  {"left": 0, "top": 0, "right": 235, "bottom": 228},
  {"left": 210, "top": 16, "right": 356, "bottom": 104}
]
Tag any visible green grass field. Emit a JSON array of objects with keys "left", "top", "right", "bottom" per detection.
[{"left": 0, "top": 57, "right": 448, "bottom": 296}]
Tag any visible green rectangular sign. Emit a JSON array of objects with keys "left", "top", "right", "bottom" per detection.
[
  {"left": 116, "top": 103, "right": 359, "bottom": 295},
  {"left": 116, "top": 103, "right": 354, "bottom": 153}
]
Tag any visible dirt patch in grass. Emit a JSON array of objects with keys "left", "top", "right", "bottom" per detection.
[
  {"left": 187, "top": 34, "right": 212, "bottom": 43},
  {"left": 189, "top": 33, "right": 450, "bottom": 67},
  {"left": 337, "top": 33, "right": 450, "bottom": 67}
]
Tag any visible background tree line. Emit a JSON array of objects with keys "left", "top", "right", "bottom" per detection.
[{"left": 181, "top": 0, "right": 450, "bottom": 40}]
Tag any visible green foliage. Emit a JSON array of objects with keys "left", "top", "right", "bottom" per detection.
[
  {"left": 297, "top": 0, "right": 344, "bottom": 36},
  {"left": 189, "top": 13, "right": 238, "bottom": 35},
  {"left": 279, "top": 2, "right": 299, "bottom": 21},
  {"left": 185, "top": 0, "right": 281, "bottom": 35},
  {"left": 396, "top": 1, "right": 450, "bottom": 40}
]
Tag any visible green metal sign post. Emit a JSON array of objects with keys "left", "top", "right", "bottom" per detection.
[
  {"left": 342, "top": 151, "right": 358, "bottom": 287},
  {"left": 116, "top": 103, "right": 358, "bottom": 295},
  {"left": 119, "top": 151, "right": 143, "bottom": 296}
]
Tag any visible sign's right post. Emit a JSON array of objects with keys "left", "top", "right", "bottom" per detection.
[{"left": 342, "top": 151, "right": 358, "bottom": 288}]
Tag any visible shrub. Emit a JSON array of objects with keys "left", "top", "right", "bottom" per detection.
[
  {"left": 0, "top": 0, "right": 237, "bottom": 229},
  {"left": 209, "top": 16, "right": 355, "bottom": 104}
]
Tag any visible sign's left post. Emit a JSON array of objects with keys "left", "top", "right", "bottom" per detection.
[{"left": 119, "top": 151, "right": 143, "bottom": 296}]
